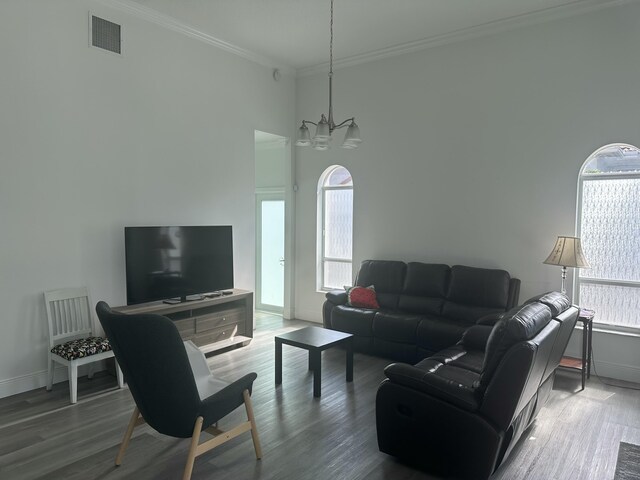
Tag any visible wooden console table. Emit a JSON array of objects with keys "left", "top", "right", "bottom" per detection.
[{"left": 113, "top": 289, "right": 253, "bottom": 355}]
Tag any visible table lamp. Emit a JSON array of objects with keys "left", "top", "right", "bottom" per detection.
[{"left": 543, "top": 236, "right": 590, "bottom": 294}]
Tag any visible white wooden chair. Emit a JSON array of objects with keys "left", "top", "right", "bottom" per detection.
[{"left": 44, "top": 287, "right": 124, "bottom": 403}]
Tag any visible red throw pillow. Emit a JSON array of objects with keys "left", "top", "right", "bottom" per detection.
[{"left": 345, "top": 285, "right": 380, "bottom": 309}]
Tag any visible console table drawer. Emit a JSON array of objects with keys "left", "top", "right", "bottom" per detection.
[
  {"left": 196, "top": 308, "right": 244, "bottom": 334},
  {"left": 174, "top": 318, "right": 196, "bottom": 336},
  {"left": 192, "top": 324, "right": 238, "bottom": 347}
]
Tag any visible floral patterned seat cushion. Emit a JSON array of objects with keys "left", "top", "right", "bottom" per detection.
[{"left": 51, "top": 336, "right": 113, "bottom": 361}]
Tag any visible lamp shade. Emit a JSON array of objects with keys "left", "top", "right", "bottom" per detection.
[
  {"left": 295, "top": 123, "right": 311, "bottom": 146},
  {"left": 313, "top": 115, "right": 330, "bottom": 140},
  {"left": 341, "top": 121, "right": 361, "bottom": 149},
  {"left": 543, "top": 236, "right": 590, "bottom": 268},
  {"left": 313, "top": 138, "right": 330, "bottom": 151}
]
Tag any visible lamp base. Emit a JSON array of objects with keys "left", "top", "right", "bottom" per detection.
[{"left": 560, "top": 266, "right": 567, "bottom": 294}]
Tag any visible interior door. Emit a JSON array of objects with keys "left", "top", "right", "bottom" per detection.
[{"left": 256, "top": 193, "right": 285, "bottom": 312}]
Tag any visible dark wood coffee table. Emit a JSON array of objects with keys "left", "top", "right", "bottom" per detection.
[{"left": 275, "top": 326, "right": 353, "bottom": 398}]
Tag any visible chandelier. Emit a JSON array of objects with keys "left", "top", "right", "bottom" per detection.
[{"left": 295, "top": 0, "right": 361, "bottom": 151}]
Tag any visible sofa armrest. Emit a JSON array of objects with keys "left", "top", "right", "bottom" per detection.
[
  {"left": 460, "top": 325, "right": 493, "bottom": 351},
  {"left": 325, "top": 289, "right": 348, "bottom": 306},
  {"left": 507, "top": 278, "right": 521, "bottom": 310},
  {"left": 476, "top": 312, "right": 504, "bottom": 326},
  {"left": 384, "top": 363, "right": 479, "bottom": 412},
  {"left": 323, "top": 290, "right": 348, "bottom": 329}
]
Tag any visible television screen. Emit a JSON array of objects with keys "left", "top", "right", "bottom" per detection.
[{"left": 125, "top": 226, "right": 234, "bottom": 305}]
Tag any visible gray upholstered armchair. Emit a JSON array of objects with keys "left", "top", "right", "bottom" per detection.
[{"left": 96, "top": 301, "right": 262, "bottom": 480}]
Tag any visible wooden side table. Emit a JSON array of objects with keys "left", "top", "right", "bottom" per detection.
[{"left": 559, "top": 308, "right": 594, "bottom": 391}]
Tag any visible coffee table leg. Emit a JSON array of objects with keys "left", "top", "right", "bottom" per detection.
[
  {"left": 311, "top": 349, "right": 321, "bottom": 397},
  {"left": 346, "top": 338, "right": 353, "bottom": 382},
  {"left": 275, "top": 338, "right": 282, "bottom": 386}
]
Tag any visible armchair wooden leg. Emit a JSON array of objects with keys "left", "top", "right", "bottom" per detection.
[
  {"left": 243, "top": 390, "right": 262, "bottom": 459},
  {"left": 115, "top": 362, "right": 124, "bottom": 388},
  {"left": 116, "top": 407, "right": 141, "bottom": 466},
  {"left": 183, "top": 416, "right": 204, "bottom": 480}
]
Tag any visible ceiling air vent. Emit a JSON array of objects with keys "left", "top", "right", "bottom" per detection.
[{"left": 90, "top": 15, "right": 121, "bottom": 54}]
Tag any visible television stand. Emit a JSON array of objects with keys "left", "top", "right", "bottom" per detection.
[
  {"left": 162, "top": 294, "right": 205, "bottom": 305},
  {"left": 113, "top": 289, "right": 254, "bottom": 355}
]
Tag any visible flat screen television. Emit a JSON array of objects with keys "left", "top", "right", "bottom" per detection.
[{"left": 124, "top": 226, "right": 234, "bottom": 305}]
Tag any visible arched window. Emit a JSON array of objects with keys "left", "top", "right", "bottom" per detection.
[
  {"left": 317, "top": 165, "right": 353, "bottom": 290},
  {"left": 577, "top": 144, "right": 640, "bottom": 329}
]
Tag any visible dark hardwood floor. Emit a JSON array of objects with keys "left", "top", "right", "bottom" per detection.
[{"left": 1, "top": 313, "right": 638, "bottom": 480}]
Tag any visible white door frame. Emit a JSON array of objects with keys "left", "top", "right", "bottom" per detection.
[{"left": 254, "top": 130, "right": 294, "bottom": 319}]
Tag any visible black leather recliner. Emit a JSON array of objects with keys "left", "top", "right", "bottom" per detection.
[{"left": 375, "top": 292, "right": 578, "bottom": 479}]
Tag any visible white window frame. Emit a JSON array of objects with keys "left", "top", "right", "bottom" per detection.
[
  {"left": 575, "top": 143, "right": 640, "bottom": 333},
  {"left": 317, "top": 165, "right": 353, "bottom": 291}
]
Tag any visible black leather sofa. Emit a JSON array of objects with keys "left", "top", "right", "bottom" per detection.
[
  {"left": 323, "top": 260, "right": 521, "bottom": 363},
  {"left": 376, "top": 292, "right": 579, "bottom": 479}
]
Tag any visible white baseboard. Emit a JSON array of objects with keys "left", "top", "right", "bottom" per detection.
[
  {"left": 294, "top": 307, "right": 322, "bottom": 323},
  {"left": 0, "top": 362, "right": 107, "bottom": 399},
  {"left": 590, "top": 359, "right": 640, "bottom": 384}
]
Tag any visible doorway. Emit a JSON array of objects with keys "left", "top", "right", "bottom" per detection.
[
  {"left": 256, "top": 193, "right": 285, "bottom": 312},
  {"left": 254, "top": 130, "right": 292, "bottom": 317}
]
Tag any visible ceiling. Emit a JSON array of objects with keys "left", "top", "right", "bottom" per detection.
[{"left": 127, "top": 0, "right": 625, "bottom": 71}]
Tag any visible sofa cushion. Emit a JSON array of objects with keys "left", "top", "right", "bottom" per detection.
[
  {"left": 430, "top": 345, "right": 485, "bottom": 374},
  {"left": 356, "top": 260, "right": 406, "bottom": 309},
  {"left": 416, "top": 316, "right": 470, "bottom": 353},
  {"left": 403, "top": 262, "right": 450, "bottom": 297},
  {"left": 445, "top": 265, "right": 511, "bottom": 309},
  {"left": 480, "top": 302, "right": 552, "bottom": 387},
  {"left": 460, "top": 325, "right": 493, "bottom": 351},
  {"left": 346, "top": 285, "right": 380, "bottom": 309},
  {"left": 524, "top": 291, "right": 571, "bottom": 317},
  {"left": 442, "top": 303, "right": 506, "bottom": 324},
  {"left": 373, "top": 312, "right": 421, "bottom": 344},
  {"left": 397, "top": 263, "right": 449, "bottom": 315},
  {"left": 372, "top": 338, "right": 419, "bottom": 363},
  {"left": 397, "top": 296, "right": 444, "bottom": 316},
  {"left": 383, "top": 361, "right": 480, "bottom": 411},
  {"left": 476, "top": 312, "right": 505, "bottom": 326},
  {"left": 332, "top": 305, "right": 376, "bottom": 337},
  {"left": 412, "top": 357, "right": 481, "bottom": 392}
]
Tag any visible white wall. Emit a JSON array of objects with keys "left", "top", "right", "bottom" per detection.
[
  {"left": 255, "top": 141, "right": 287, "bottom": 189},
  {"left": 294, "top": 3, "right": 640, "bottom": 382},
  {"left": 0, "top": 0, "right": 295, "bottom": 396}
]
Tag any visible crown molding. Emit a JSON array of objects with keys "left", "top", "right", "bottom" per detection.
[
  {"left": 94, "top": 0, "right": 296, "bottom": 75},
  {"left": 93, "top": 0, "right": 633, "bottom": 78},
  {"left": 298, "top": 0, "right": 635, "bottom": 76}
]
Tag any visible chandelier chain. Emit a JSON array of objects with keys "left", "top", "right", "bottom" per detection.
[{"left": 330, "top": 0, "right": 333, "bottom": 76}]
